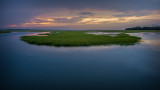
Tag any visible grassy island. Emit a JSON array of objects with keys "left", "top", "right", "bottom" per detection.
[{"left": 21, "top": 31, "right": 141, "bottom": 46}]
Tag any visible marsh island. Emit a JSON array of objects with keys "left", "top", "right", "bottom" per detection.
[{"left": 21, "top": 31, "right": 141, "bottom": 46}]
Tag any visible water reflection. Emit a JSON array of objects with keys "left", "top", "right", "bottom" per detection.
[
  {"left": 36, "top": 45, "right": 121, "bottom": 52},
  {"left": 128, "top": 32, "right": 160, "bottom": 51},
  {"left": 1, "top": 32, "right": 160, "bottom": 90}
]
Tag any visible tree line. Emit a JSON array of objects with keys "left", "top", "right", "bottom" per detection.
[{"left": 125, "top": 26, "right": 160, "bottom": 30}]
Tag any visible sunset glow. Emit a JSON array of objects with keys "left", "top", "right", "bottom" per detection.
[{"left": 1, "top": 0, "right": 160, "bottom": 30}]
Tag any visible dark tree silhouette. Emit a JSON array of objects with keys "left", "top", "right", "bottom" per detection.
[{"left": 125, "top": 26, "right": 160, "bottom": 30}]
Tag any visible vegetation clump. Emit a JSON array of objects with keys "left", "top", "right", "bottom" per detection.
[
  {"left": 0, "top": 31, "right": 11, "bottom": 33},
  {"left": 125, "top": 26, "right": 160, "bottom": 30},
  {"left": 21, "top": 31, "right": 141, "bottom": 47}
]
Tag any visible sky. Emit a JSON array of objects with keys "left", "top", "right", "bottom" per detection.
[{"left": 1, "top": 0, "right": 160, "bottom": 30}]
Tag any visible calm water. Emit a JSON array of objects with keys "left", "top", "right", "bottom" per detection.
[{"left": 0, "top": 32, "right": 160, "bottom": 90}]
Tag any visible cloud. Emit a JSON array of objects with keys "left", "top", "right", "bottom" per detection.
[
  {"left": 30, "top": 0, "right": 160, "bottom": 11},
  {"left": 5, "top": 9, "right": 160, "bottom": 30},
  {"left": 113, "top": 10, "right": 159, "bottom": 17},
  {"left": 30, "top": 18, "right": 54, "bottom": 23},
  {"left": 79, "top": 12, "right": 95, "bottom": 16},
  {"left": 53, "top": 17, "right": 83, "bottom": 23},
  {"left": 1, "top": 0, "right": 160, "bottom": 29}
]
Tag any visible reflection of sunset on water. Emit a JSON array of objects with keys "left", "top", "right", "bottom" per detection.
[{"left": 128, "top": 32, "right": 160, "bottom": 51}]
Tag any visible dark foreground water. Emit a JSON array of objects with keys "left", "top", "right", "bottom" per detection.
[{"left": 0, "top": 32, "right": 160, "bottom": 90}]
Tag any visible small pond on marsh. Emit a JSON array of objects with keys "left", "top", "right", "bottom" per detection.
[
  {"left": 0, "top": 32, "right": 160, "bottom": 90},
  {"left": 86, "top": 32, "right": 120, "bottom": 36}
]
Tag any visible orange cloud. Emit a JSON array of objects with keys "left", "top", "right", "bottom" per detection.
[
  {"left": 6, "top": 9, "right": 160, "bottom": 29},
  {"left": 8, "top": 25, "right": 17, "bottom": 27}
]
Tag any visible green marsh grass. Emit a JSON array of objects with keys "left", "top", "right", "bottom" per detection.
[
  {"left": 0, "top": 31, "right": 11, "bottom": 33},
  {"left": 21, "top": 31, "right": 141, "bottom": 46}
]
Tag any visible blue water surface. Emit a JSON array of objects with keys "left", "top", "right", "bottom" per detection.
[{"left": 0, "top": 32, "right": 160, "bottom": 90}]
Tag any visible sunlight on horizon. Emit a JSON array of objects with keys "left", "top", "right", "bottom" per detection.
[{"left": 4, "top": 9, "right": 160, "bottom": 30}]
